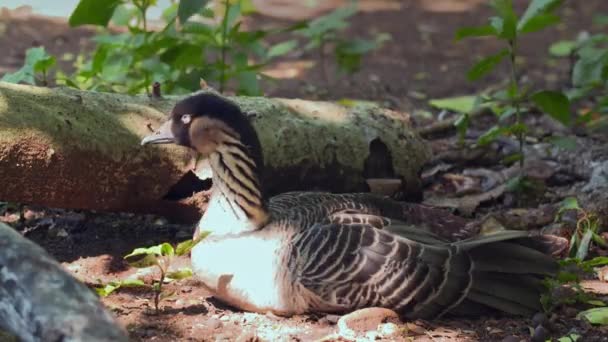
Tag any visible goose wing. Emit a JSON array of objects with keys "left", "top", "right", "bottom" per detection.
[{"left": 289, "top": 224, "right": 557, "bottom": 319}]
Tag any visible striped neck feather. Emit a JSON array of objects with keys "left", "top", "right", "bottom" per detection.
[{"left": 203, "top": 138, "right": 269, "bottom": 234}]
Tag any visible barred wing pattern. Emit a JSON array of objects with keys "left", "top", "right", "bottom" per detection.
[
  {"left": 288, "top": 223, "right": 557, "bottom": 319},
  {"left": 289, "top": 223, "right": 473, "bottom": 319},
  {"left": 268, "top": 192, "right": 472, "bottom": 241}
]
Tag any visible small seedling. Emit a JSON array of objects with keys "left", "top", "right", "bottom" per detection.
[
  {"left": 2, "top": 47, "right": 56, "bottom": 86},
  {"left": 123, "top": 232, "right": 210, "bottom": 313},
  {"left": 556, "top": 197, "right": 607, "bottom": 260},
  {"left": 95, "top": 232, "right": 210, "bottom": 313},
  {"left": 296, "top": 1, "right": 389, "bottom": 89},
  {"left": 548, "top": 16, "right": 608, "bottom": 123},
  {"left": 541, "top": 198, "right": 608, "bottom": 312},
  {"left": 454, "top": 0, "right": 572, "bottom": 170}
]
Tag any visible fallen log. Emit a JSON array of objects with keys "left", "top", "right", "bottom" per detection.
[
  {"left": 0, "top": 222, "right": 128, "bottom": 342},
  {"left": 0, "top": 82, "right": 430, "bottom": 221}
]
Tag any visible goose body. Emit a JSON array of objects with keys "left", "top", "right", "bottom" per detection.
[{"left": 142, "top": 93, "right": 558, "bottom": 319}]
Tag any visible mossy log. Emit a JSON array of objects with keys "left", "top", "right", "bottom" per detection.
[
  {"left": 0, "top": 82, "right": 430, "bottom": 220},
  {"left": 0, "top": 222, "right": 128, "bottom": 342}
]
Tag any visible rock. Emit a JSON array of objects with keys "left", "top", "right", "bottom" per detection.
[
  {"left": 320, "top": 314, "right": 341, "bottom": 325},
  {"left": 235, "top": 330, "right": 260, "bottom": 342},
  {"left": 531, "top": 325, "right": 549, "bottom": 342},
  {"left": 207, "top": 318, "right": 223, "bottom": 330},
  {"left": 337, "top": 307, "right": 399, "bottom": 338},
  {"left": 531, "top": 312, "right": 548, "bottom": 327},
  {"left": 364, "top": 330, "right": 379, "bottom": 340},
  {"left": 377, "top": 322, "right": 400, "bottom": 338},
  {"left": 405, "top": 322, "right": 427, "bottom": 335}
]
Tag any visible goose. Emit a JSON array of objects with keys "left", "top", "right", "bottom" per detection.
[{"left": 141, "top": 92, "right": 557, "bottom": 319}]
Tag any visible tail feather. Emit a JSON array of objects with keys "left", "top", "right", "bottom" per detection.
[{"left": 397, "top": 229, "right": 558, "bottom": 318}]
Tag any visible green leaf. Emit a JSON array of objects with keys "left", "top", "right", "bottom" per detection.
[
  {"left": 178, "top": 0, "right": 209, "bottom": 24},
  {"left": 558, "top": 333, "right": 581, "bottom": 342},
  {"left": 588, "top": 300, "right": 607, "bottom": 307},
  {"left": 160, "top": 242, "right": 174, "bottom": 257},
  {"left": 578, "top": 307, "right": 608, "bottom": 325},
  {"left": 299, "top": 5, "right": 355, "bottom": 38},
  {"left": 160, "top": 44, "right": 204, "bottom": 68},
  {"left": 95, "top": 283, "right": 120, "bottom": 297},
  {"left": 530, "top": 90, "right": 571, "bottom": 126},
  {"left": 2, "top": 68, "right": 34, "bottom": 84},
  {"left": 477, "top": 125, "right": 508, "bottom": 146},
  {"left": 237, "top": 71, "right": 261, "bottom": 95},
  {"left": 166, "top": 267, "right": 194, "bottom": 280},
  {"left": 1, "top": 47, "right": 54, "bottom": 84},
  {"left": 175, "top": 231, "right": 211, "bottom": 256},
  {"left": 572, "top": 49, "right": 608, "bottom": 87},
  {"left": 576, "top": 228, "right": 594, "bottom": 261},
  {"left": 490, "top": 0, "right": 517, "bottom": 39},
  {"left": 518, "top": 13, "right": 560, "bottom": 34},
  {"left": 455, "top": 25, "right": 497, "bottom": 40},
  {"left": 69, "top": 0, "right": 123, "bottom": 27},
  {"left": 267, "top": 40, "right": 298, "bottom": 58},
  {"left": 119, "top": 279, "right": 145, "bottom": 287},
  {"left": 225, "top": 2, "right": 242, "bottom": 29},
  {"left": 125, "top": 253, "right": 159, "bottom": 268},
  {"left": 111, "top": 5, "right": 139, "bottom": 26},
  {"left": 467, "top": 49, "right": 509, "bottom": 81},
  {"left": 429, "top": 95, "right": 477, "bottom": 113},
  {"left": 549, "top": 40, "right": 577, "bottom": 57},
  {"left": 548, "top": 136, "right": 577, "bottom": 150},
  {"left": 594, "top": 14, "right": 608, "bottom": 27},
  {"left": 582, "top": 256, "right": 608, "bottom": 268},
  {"left": 517, "top": 0, "right": 562, "bottom": 32},
  {"left": 34, "top": 55, "right": 56, "bottom": 73},
  {"left": 560, "top": 197, "right": 580, "bottom": 211}
]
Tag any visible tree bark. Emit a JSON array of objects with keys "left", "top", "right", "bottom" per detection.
[
  {"left": 0, "top": 222, "right": 128, "bottom": 342},
  {"left": 0, "top": 82, "right": 430, "bottom": 221}
]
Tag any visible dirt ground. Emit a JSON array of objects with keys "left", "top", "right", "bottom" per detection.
[{"left": 2, "top": 0, "right": 608, "bottom": 341}]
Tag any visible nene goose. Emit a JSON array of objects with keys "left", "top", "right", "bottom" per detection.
[{"left": 141, "top": 93, "right": 557, "bottom": 319}]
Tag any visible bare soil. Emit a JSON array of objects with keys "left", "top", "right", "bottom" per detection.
[{"left": 2, "top": 0, "right": 608, "bottom": 341}]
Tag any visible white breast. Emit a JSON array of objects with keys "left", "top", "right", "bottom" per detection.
[{"left": 190, "top": 230, "right": 297, "bottom": 314}]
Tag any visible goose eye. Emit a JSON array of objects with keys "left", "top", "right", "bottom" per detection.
[{"left": 181, "top": 114, "right": 192, "bottom": 124}]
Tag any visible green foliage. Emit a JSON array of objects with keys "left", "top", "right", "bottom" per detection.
[
  {"left": 556, "top": 197, "right": 607, "bottom": 261},
  {"left": 59, "top": 0, "right": 299, "bottom": 95},
  {"left": 68, "top": 0, "right": 124, "bottom": 27},
  {"left": 428, "top": 95, "right": 478, "bottom": 114},
  {"left": 578, "top": 307, "right": 608, "bottom": 325},
  {"left": 530, "top": 90, "right": 571, "bottom": 125},
  {"left": 95, "top": 278, "right": 145, "bottom": 297},
  {"left": 2, "top": 47, "right": 56, "bottom": 85},
  {"left": 7, "top": 1, "right": 385, "bottom": 96},
  {"left": 541, "top": 198, "right": 608, "bottom": 313},
  {"left": 178, "top": 0, "right": 210, "bottom": 24},
  {"left": 110, "top": 233, "right": 210, "bottom": 313},
  {"left": 454, "top": 0, "right": 571, "bottom": 170},
  {"left": 548, "top": 19, "right": 608, "bottom": 119},
  {"left": 296, "top": 2, "right": 389, "bottom": 82}
]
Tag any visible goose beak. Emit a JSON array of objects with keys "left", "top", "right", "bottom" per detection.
[{"left": 141, "top": 120, "right": 175, "bottom": 145}]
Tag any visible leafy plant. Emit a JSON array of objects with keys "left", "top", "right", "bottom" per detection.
[
  {"left": 1, "top": 47, "right": 56, "bottom": 86},
  {"left": 578, "top": 307, "right": 608, "bottom": 325},
  {"left": 61, "top": 0, "right": 298, "bottom": 95},
  {"left": 100, "top": 232, "right": 210, "bottom": 313},
  {"left": 95, "top": 278, "right": 146, "bottom": 297},
  {"left": 296, "top": 2, "right": 389, "bottom": 89},
  {"left": 556, "top": 197, "right": 607, "bottom": 260},
  {"left": 541, "top": 198, "right": 608, "bottom": 312},
  {"left": 454, "top": 0, "right": 571, "bottom": 169},
  {"left": 548, "top": 15, "right": 608, "bottom": 122}
]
